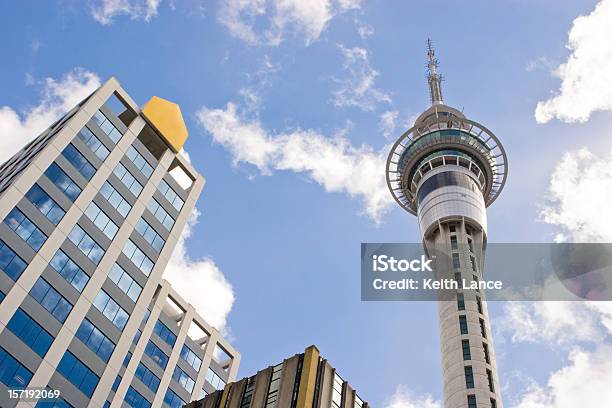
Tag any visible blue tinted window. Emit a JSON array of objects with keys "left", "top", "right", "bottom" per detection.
[
  {"left": 158, "top": 179, "right": 184, "bottom": 211},
  {"left": 206, "top": 367, "right": 225, "bottom": 390},
  {"left": 126, "top": 146, "right": 154, "bottom": 178},
  {"left": 50, "top": 250, "right": 89, "bottom": 292},
  {"left": 144, "top": 341, "right": 168, "bottom": 369},
  {"left": 68, "top": 225, "right": 105, "bottom": 265},
  {"left": 123, "top": 351, "right": 132, "bottom": 367},
  {"left": 76, "top": 319, "right": 115, "bottom": 363},
  {"left": 124, "top": 386, "right": 151, "bottom": 408},
  {"left": 0, "top": 346, "right": 33, "bottom": 388},
  {"left": 135, "top": 218, "right": 165, "bottom": 253},
  {"left": 93, "top": 110, "right": 123, "bottom": 144},
  {"left": 111, "top": 375, "right": 121, "bottom": 392},
  {"left": 56, "top": 351, "right": 99, "bottom": 398},
  {"left": 92, "top": 290, "right": 129, "bottom": 330},
  {"left": 0, "top": 291, "right": 4, "bottom": 302},
  {"left": 153, "top": 320, "right": 176, "bottom": 347},
  {"left": 133, "top": 329, "right": 142, "bottom": 345},
  {"left": 4, "top": 207, "right": 47, "bottom": 250},
  {"left": 108, "top": 263, "right": 142, "bottom": 302},
  {"left": 180, "top": 344, "right": 202, "bottom": 371},
  {"left": 62, "top": 144, "right": 95, "bottom": 180},
  {"left": 26, "top": 184, "right": 65, "bottom": 225},
  {"left": 0, "top": 239, "right": 28, "bottom": 280},
  {"left": 77, "top": 126, "right": 110, "bottom": 160},
  {"left": 135, "top": 362, "right": 160, "bottom": 392},
  {"left": 100, "top": 182, "right": 131, "bottom": 218},
  {"left": 44, "top": 163, "right": 81, "bottom": 202},
  {"left": 84, "top": 202, "right": 119, "bottom": 239},
  {"left": 7, "top": 308, "right": 54, "bottom": 357},
  {"left": 113, "top": 163, "right": 143, "bottom": 197},
  {"left": 147, "top": 199, "right": 174, "bottom": 230},
  {"left": 163, "top": 388, "right": 186, "bottom": 408},
  {"left": 172, "top": 366, "right": 195, "bottom": 394},
  {"left": 30, "top": 278, "right": 73, "bottom": 322},
  {"left": 122, "top": 240, "right": 154, "bottom": 276}
]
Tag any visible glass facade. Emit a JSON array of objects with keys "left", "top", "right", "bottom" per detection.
[
  {"left": 0, "top": 346, "right": 33, "bottom": 388},
  {"left": 76, "top": 319, "right": 115, "bottom": 362},
  {"left": 134, "top": 362, "right": 161, "bottom": 392},
  {"left": 57, "top": 351, "right": 99, "bottom": 398},
  {"left": 30, "top": 278, "right": 73, "bottom": 322},
  {"left": 50, "top": 250, "right": 90, "bottom": 293},
  {"left": 7, "top": 308, "right": 54, "bottom": 357},
  {"left": 44, "top": 163, "right": 81, "bottom": 202},
  {"left": 4, "top": 207, "right": 47, "bottom": 250},
  {"left": 93, "top": 290, "right": 130, "bottom": 330},
  {"left": 26, "top": 184, "right": 66, "bottom": 225},
  {"left": 153, "top": 320, "right": 177, "bottom": 347}
]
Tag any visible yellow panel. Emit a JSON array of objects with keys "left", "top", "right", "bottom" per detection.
[
  {"left": 142, "top": 96, "right": 188, "bottom": 152},
  {"left": 296, "top": 345, "right": 320, "bottom": 408}
]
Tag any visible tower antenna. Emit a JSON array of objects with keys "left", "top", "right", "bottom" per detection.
[{"left": 426, "top": 39, "right": 444, "bottom": 105}]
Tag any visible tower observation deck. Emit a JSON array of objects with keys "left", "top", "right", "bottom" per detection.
[{"left": 385, "top": 41, "right": 507, "bottom": 408}]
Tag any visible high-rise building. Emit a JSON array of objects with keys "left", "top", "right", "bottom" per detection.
[
  {"left": 385, "top": 41, "right": 508, "bottom": 408},
  {"left": 0, "top": 77, "right": 240, "bottom": 408},
  {"left": 185, "top": 345, "right": 369, "bottom": 408}
]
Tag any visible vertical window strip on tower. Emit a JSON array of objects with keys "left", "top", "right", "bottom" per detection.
[
  {"left": 4, "top": 207, "right": 47, "bottom": 250},
  {"left": 462, "top": 340, "right": 471, "bottom": 360},
  {"left": 467, "top": 395, "right": 477, "bottom": 408},
  {"left": 265, "top": 363, "right": 283, "bottom": 408},
  {"left": 240, "top": 376, "right": 256, "bottom": 408},
  {"left": 331, "top": 373, "right": 343, "bottom": 408},
  {"left": 459, "top": 315, "right": 468, "bottom": 335},
  {"left": 483, "top": 342, "right": 490, "bottom": 364},
  {"left": 26, "top": 184, "right": 66, "bottom": 225},
  {"left": 487, "top": 369, "right": 495, "bottom": 392},
  {"left": 457, "top": 293, "right": 465, "bottom": 310},
  {"left": 464, "top": 366, "right": 474, "bottom": 389}
]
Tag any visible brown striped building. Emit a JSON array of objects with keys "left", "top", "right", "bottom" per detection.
[{"left": 184, "top": 346, "right": 369, "bottom": 408}]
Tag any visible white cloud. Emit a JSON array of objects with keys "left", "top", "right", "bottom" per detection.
[
  {"left": 526, "top": 56, "right": 554, "bottom": 73},
  {"left": 512, "top": 347, "right": 612, "bottom": 408},
  {"left": 384, "top": 385, "right": 441, "bottom": 408},
  {"left": 163, "top": 209, "right": 235, "bottom": 331},
  {"left": 218, "top": 0, "right": 360, "bottom": 46},
  {"left": 196, "top": 102, "right": 393, "bottom": 222},
  {"left": 535, "top": 0, "right": 612, "bottom": 123},
  {"left": 540, "top": 148, "right": 612, "bottom": 242},
  {"left": 90, "top": 0, "right": 162, "bottom": 25},
  {"left": 332, "top": 44, "right": 391, "bottom": 111},
  {"left": 379, "top": 110, "right": 398, "bottom": 139},
  {"left": 502, "top": 142, "right": 612, "bottom": 406},
  {"left": 355, "top": 18, "right": 374, "bottom": 39},
  {"left": 0, "top": 68, "right": 100, "bottom": 164}
]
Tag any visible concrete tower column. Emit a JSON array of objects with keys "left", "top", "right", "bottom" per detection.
[{"left": 385, "top": 41, "right": 508, "bottom": 408}]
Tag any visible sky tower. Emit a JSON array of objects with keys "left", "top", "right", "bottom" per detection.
[{"left": 385, "top": 41, "right": 508, "bottom": 408}]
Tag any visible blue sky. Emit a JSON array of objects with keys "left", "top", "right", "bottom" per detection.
[{"left": 2, "top": 0, "right": 612, "bottom": 406}]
